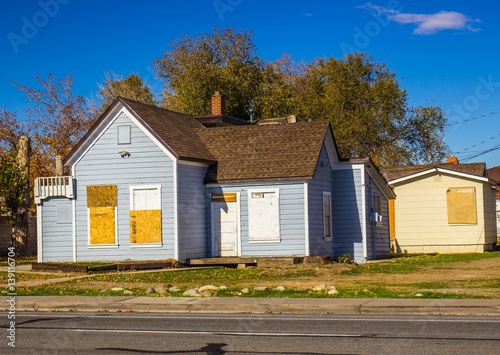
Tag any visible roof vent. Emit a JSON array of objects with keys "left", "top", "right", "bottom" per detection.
[{"left": 446, "top": 155, "right": 459, "bottom": 164}]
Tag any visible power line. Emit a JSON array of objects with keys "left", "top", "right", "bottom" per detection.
[
  {"left": 454, "top": 133, "right": 500, "bottom": 154},
  {"left": 447, "top": 109, "right": 500, "bottom": 127},
  {"left": 456, "top": 143, "right": 500, "bottom": 162}
]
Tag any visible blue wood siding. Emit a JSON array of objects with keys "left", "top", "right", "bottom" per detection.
[
  {"left": 365, "top": 171, "right": 390, "bottom": 260},
  {"left": 333, "top": 168, "right": 364, "bottom": 262},
  {"left": 177, "top": 163, "right": 209, "bottom": 261},
  {"left": 207, "top": 182, "right": 306, "bottom": 257},
  {"left": 41, "top": 198, "right": 73, "bottom": 261},
  {"left": 73, "top": 111, "right": 175, "bottom": 261},
  {"left": 308, "top": 144, "right": 335, "bottom": 256}
]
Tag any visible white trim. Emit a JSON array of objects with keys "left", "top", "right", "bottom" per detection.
[
  {"left": 72, "top": 198, "right": 77, "bottom": 262},
  {"left": 130, "top": 243, "right": 163, "bottom": 248},
  {"left": 87, "top": 245, "right": 119, "bottom": 249},
  {"left": 173, "top": 163, "right": 179, "bottom": 260},
  {"left": 236, "top": 192, "right": 241, "bottom": 257},
  {"left": 36, "top": 204, "right": 42, "bottom": 262},
  {"left": 249, "top": 239, "right": 282, "bottom": 244},
  {"left": 304, "top": 182, "right": 310, "bottom": 256},
  {"left": 210, "top": 193, "right": 241, "bottom": 257},
  {"left": 178, "top": 160, "right": 210, "bottom": 168},
  {"left": 361, "top": 166, "right": 368, "bottom": 260},
  {"left": 389, "top": 168, "right": 490, "bottom": 185},
  {"left": 69, "top": 106, "right": 177, "bottom": 167}
]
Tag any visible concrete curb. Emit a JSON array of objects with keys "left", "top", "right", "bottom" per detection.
[{"left": 2, "top": 296, "right": 499, "bottom": 316}]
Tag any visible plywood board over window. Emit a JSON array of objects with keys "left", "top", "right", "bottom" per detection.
[
  {"left": 87, "top": 185, "right": 117, "bottom": 245},
  {"left": 447, "top": 187, "right": 477, "bottom": 224},
  {"left": 130, "top": 185, "right": 162, "bottom": 244},
  {"left": 248, "top": 188, "right": 280, "bottom": 242}
]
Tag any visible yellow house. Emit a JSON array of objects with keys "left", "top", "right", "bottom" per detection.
[{"left": 382, "top": 162, "right": 497, "bottom": 254}]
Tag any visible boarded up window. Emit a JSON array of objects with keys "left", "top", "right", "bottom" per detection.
[
  {"left": 130, "top": 186, "right": 162, "bottom": 244},
  {"left": 87, "top": 185, "right": 117, "bottom": 244},
  {"left": 248, "top": 189, "right": 280, "bottom": 241},
  {"left": 447, "top": 187, "right": 477, "bottom": 224}
]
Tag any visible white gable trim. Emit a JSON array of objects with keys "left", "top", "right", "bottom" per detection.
[
  {"left": 389, "top": 168, "right": 490, "bottom": 185},
  {"left": 304, "top": 182, "right": 310, "bottom": 256},
  {"left": 68, "top": 105, "right": 177, "bottom": 167}
]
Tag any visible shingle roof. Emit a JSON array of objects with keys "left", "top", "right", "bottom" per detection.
[
  {"left": 381, "top": 162, "right": 487, "bottom": 182},
  {"left": 120, "top": 98, "right": 215, "bottom": 162},
  {"left": 198, "top": 121, "right": 330, "bottom": 183}
]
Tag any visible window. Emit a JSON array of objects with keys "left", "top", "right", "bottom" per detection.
[
  {"left": 87, "top": 185, "right": 117, "bottom": 245},
  {"left": 57, "top": 200, "right": 72, "bottom": 224},
  {"left": 248, "top": 188, "right": 280, "bottom": 242},
  {"left": 323, "top": 192, "right": 332, "bottom": 241},
  {"left": 117, "top": 125, "right": 131, "bottom": 144},
  {"left": 447, "top": 187, "right": 477, "bottom": 224},
  {"left": 130, "top": 185, "right": 162, "bottom": 244}
]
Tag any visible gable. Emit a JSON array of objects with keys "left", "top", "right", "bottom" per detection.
[{"left": 64, "top": 97, "right": 215, "bottom": 166}]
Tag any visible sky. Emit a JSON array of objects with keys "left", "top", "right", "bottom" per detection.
[{"left": 0, "top": 0, "right": 499, "bottom": 168}]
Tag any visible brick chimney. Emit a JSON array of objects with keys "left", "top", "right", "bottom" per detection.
[
  {"left": 211, "top": 91, "right": 225, "bottom": 116},
  {"left": 446, "top": 155, "right": 459, "bottom": 164}
]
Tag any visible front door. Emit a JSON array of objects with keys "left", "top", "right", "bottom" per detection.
[{"left": 212, "top": 193, "right": 239, "bottom": 257}]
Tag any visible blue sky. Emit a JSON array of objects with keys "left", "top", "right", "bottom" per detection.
[{"left": 0, "top": 0, "right": 498, "bottom": 168}]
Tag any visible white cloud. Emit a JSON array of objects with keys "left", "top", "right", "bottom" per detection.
[{"left": 361, "top": 3, "right": 481, "bottom": 35}]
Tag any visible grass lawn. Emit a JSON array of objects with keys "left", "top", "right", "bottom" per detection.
[{"left": 2, "top": 252, "right": 499, "bottom": 299}]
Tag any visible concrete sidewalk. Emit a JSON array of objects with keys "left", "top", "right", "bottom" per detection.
[{"left": 2, "top": 296, "right": 499, "bottom": 316}]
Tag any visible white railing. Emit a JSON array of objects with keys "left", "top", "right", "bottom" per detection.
[{"left": 34, "top": 176, "right": 74, "bottom": 203}]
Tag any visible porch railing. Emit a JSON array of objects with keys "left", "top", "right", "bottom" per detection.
[{"left": 34, "top": 176, "right": 74, "bottom": 203}]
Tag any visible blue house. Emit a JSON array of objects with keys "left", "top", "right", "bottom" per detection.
[{"left": 34, "top": 94, "right": 395, "bottom": 263}]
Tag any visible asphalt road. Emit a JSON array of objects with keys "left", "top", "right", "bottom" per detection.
[{"left": 1, "top": 312, "right": 499, "bottom": 354}]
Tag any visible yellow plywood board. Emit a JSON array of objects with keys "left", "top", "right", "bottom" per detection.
[
  {"left": 130, "top": 209, "right": 162, "bottom": 244},
  {"left": 89, "top": 207, "right": 115, "bottom": 244},
  {"left": 447, "top": 187, "right": 477, "bottom": 224},
  {"left": 87, "top": 185, "right": 117, "bottom": 208},
  {"left": 389, "top": 199, "right": 395, "bottom": 241},
  {"left": 211, "top": 193, "right": 237, "bottom": 203}
]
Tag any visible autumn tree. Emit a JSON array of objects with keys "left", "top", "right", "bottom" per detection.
[
  {"left": 13, "top": 74, "right": 95, "bottom": 178},
  {"left": 154, "top": 27, "right": 264, "bottom": 120},
  {"left": 97, "top": 72, "right": 156, "bottom": 111}
]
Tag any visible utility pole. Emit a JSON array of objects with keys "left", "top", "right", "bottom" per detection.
[{"left": 14, "top": 136, "right": 31, "bottom": 255}]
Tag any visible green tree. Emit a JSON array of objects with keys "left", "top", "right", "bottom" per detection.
[
  {"left": 292, "top": 53, "right": 411, "bottom": 165},
  {"left": 403, "top": 105, "right": 449, "bottom": 164},
  {"left": 97, "top": 72, "right": 157, "bottom": 110},
  {"left": 154, "top": 27, "right": 263, "bottom": 119}
]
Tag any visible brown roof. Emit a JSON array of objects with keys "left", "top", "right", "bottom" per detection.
[
  {"left": 120, "top": 98, "right": 215, "bottom": 163},
  {"left": 381, "top": 162, "right": 487, "bottom": 182},
  {"left": 198, "top": 121, "right": 331, "bottom": 183},
  {"left": 488, "top": 166, "right": 500, "bottom": 198},
  {"left": 64, "top": 98, "right": 332, "bottom": 182}
]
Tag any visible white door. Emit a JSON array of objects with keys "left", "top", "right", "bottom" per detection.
[{"left": 212, "top": 193, "right": 239, "bottom": 257}]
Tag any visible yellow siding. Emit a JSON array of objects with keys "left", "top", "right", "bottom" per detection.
[
  {"left": 392, "top": 173, "right": 494, "bottom": 253},
  {"left": 130, "top": 209, "right": 162, "bottom": 243}
]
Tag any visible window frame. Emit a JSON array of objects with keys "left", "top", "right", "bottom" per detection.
[
  {"left": 129, "top": 184, "right": 163, "bottom": 247},
  {"left": 323, "top": 191, "right": 333, "bottom": 241}
]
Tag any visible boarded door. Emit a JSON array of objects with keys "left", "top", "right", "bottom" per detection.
[{"left": 212, "top": 193, "right": 239, "bottom": 256}]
